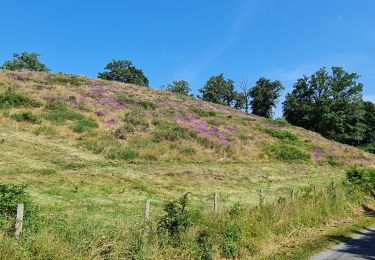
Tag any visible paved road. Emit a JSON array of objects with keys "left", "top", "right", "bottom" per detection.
[{"left": 312, "top": 227, "right": 375, "bottom": 260}]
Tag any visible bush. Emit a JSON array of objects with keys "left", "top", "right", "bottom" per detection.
[
  {"left": 267, "top": 143, "right": 310, "bottom": 162},
  {"left": 158, "top": 193, "right": 191, "bottom": 242},
  {"left": 362, "top": 144, "right": 375, "bottom": 154},
  {"left": 346, "top": 168, "right": 375, "bottom": 197},
  {"left": 262, "top": 128, "right": 298, "bottom": 142},
  {"left": 123, "top": 110, "right": 149, "bottom": 130},
  {"left": 192, "top": 107, "right": 217, "bottom": 117},
  {"left": 0, "top": 183, "right": 40, "bottom": 234},
  {"left": 153, "top": 122, "right": 195, "bottom": 142},
  {"left": 0, "top": 91, "right": 39, "bottom": 109},
  {"left": 219, "top": 223, "right": 241, "bottom": 258},
  {"left": 10, "top": 111, "right": 40, "bottom": 124},
  {"left": 72, "top": 118, "right": 98, "bottom": 133},
  {"left": 138, "top": 100, "right": 156, "bottom": 110},
  {"left": 44, "top": 100, "right": 84, "bottom": 123},
  {"left": 195, "top": 230, "right": 214, "bottom": 260},
  {"left": 46, "top": 74, "right": 88, "bottom": 86}
]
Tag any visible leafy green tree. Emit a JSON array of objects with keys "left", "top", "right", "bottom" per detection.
[
  {"left": 362, "top": 101, "right": 375, "bottom": 146},
  {"left": 98, "top": 60, "right": 149, "bottom": 86},
  {"left": 250, "top": 77, "right": 284, "bottom": 118},
  {"left": 199, "top": 74, "right": 235, "bottom": 106},
  {"left": 1, "top": 52, "right": 50, "bottom": 72},
  {"left": 283, "top": 67, "right": 366, "bottom": 145},
  {"left": 166, "top": 80, "right": 191, "bottom": 95}
]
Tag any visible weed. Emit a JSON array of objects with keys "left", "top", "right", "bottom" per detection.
[
  {"left": 153, "top": 122, "right": 196, "bottom": 142},
  {"left": 138, "top": 100, "right": 156, "bottom": 110},
  {"left": 0, "top": 90, "right": 40, "bottom": 109},
  {"left": 33, "top": 125, "right": 56, "bottom": 135},
  {"left": 158, "top": 193, "right": 191, "bottom": 242},
  {"left": 44, "top": 99, "right": 84, "bottom": 123},
  {"left": 10, "top": 111, "right": 41, "bottom": 124},
  {"left": 72, "top": 118, "right": 98, "bottom": 133},
  {"left": 195, "top": 230, "right": 214, "bottom": 260},
  {"left": 262, "top": 128, "right": 298, "bottom": 142},
  {"left": 192, "top": 107, "right": 217, "bottom": 117},
  {"left": 267, "top": 143, "right": 310, "bottom": 162}
]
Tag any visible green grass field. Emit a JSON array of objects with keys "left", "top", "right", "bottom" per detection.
[{"left": 1, "top": 71, "right": 375, "bottom": 259}]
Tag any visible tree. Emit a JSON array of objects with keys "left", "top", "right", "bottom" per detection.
[
  {"left": 166, "top": 80, "right": 191, "bottom": 95},
  {"left": 362, "top": 101, "right": 375, "bottom": 146},
  {"left": 1, "top": 52, "right": 50, "bottom": 72},
  {"left": 199, "top": 74, "right": 235, "bottom": 106},
  {"left": 250, "top": 77, "right": 284, "bottom": 118},
  {"left": 283, "top": 67, "right": 366, "bottom": 145},
  {"left": 236, "top": 78, "right": 252, "bottom": 113},
  {"left": 98, "top": 59, "right": 149, "bottom": 86}
]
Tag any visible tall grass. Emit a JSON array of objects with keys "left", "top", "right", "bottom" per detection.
[{"left": 0, "top": 181, "right": 369, "bottom": 259}]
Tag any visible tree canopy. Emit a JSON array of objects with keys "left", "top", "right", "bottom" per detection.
[
  {"left": 199, "top": 74, "right": 235, "bottom": 106},
  {"left": 1, "top": 52, "right": 50, "bottom": 72},
  {"left": 283, "top": 67, "right": 366, "bottom": 145},
  {"left": 98, "top": 60, "right": 149, "bottom": 86},
  {"left": 166, "top": 80, "right": 191, "bottom": 95},
  {"left": 250, "top": 77, "right": 284, "bottom": 118}
]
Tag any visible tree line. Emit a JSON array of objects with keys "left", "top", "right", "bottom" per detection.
[{"left": 1, "top": 52, "right": 374, "bottom": 153}]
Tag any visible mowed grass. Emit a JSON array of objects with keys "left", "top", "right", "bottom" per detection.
[{"left": 0, "top": 124, "right": 345, "bottom": 226}]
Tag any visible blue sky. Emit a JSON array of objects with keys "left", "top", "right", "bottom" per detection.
[{"left": 1, "top": 0, "right": 375, "bottom": 116}]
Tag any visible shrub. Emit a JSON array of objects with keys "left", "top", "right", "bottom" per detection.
[
  {"left": 138, "top": 100, "right": 156, "bottom": 110},
  {"left": 0, "top": 90, "right": 39, "bottom": 109},
  {"left": 346, "top": 168, "right": 375, "bottom": 197},
  {"left": 119, "top": 148, "right": 138, "bottom": 160},
  {"left": 123, "top": 110, "right": 149, "bottom": 129},
  {"left": 195, "top": 230, "right": 214, "bottom": 260},
  {"left": 219, "top": 223, "right": 241, "bottom": 259},
  {"left": 362, "top": 144, "right": 375, "bottom": 154},
  {"left": 113, "top": 123, "right": 136, "bottom": 139},
  {"left": 267, "top": 143, "right": 310, "bottom": 162},
  {"left": 0, "top": 183, "right": 40, "bottom": 234},
  {"left": 44, "top": 100, "right": 84, "bottom": 123},
  {"left": 192, "top": 107, "right": 217, "bottom": 117},
  {"left": 10, "top": 111, "right": 40, "bottom": 124},
  {"left": 262, "top": 128, "right": 298, "bottom": 142},
  {"left": 158, "top": 193, "right": 191, "bottom": 242},
  {"left": 263, "top": 118, "right": 290, "bottom": 127},
  {"left": 72, "top": 118, "right": 98, "bottom": 133},
  {"left": 153, "top": 122, "right": 195, "bottom": 142},
  {"left": 46, "top": 74, "right": 88, "bottom": 86}
]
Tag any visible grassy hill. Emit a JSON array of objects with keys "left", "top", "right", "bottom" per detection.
[{"left": 1, "top": 70, "right": 375, "bottom": 259}]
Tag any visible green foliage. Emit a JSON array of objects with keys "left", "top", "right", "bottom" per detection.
[
  {"left": 250, "top": 77, "right": 284, "bottom": 118},
  {"left": 72, "top": 118, "right": 98, "bottom": 133},
  {"left": 123, "top": 110, "right": 149, "bottom": 129},
  {"left": 138, "top": 100, "right": 156, "bottom": 110},
  {"left": 10, "top": 111, "right": 40, "bottom": 124},
  {"left": 1, "top": 52, "right": 50, "bottom": 72},
  {"left": 267, "top": 143, "right": 310, "bottom": 162},
  {"left": 362, "top": 144, "right": 375, "bottom": 154},
  {"left": 346, "top": 168, "right": 375, "bottom": 197},
  {"left": 98, "top": 59, "right": 149, "bottom": 86},
  {"left": 0, "top": 90, "right": 39, "bottom": 109},
  {"left": 199, "top": 74, "right": 235, "bottom": 106},
  {"left": 264, "top": 118, "right": 290, "bottom": 127},
  {"left": 195, "top": 230, "right": 214, "bottom": 260},
  {"left": 262, "top": 128, "right": 298, "bottom": 142},
  {"left": 153, "top": 122, "right": 196, "bottom": 142},
  {"left": 0, "top": 184, "right": 40, "bottom": 234},
  {"left": 46, "top": 74, "right": 88, "bottom": 86},
  {"left": 44, "top": 100, "right": 84, "bottom": 123},
  {"left": 219, "top": 223, "right": 241, "bottom": 258},
  {"left": 283, "top": 67, "right": 366, "bottom": 146},
  {"left": 362, "top": 101, "right": 375, "bottom": 147},
  {"left": 33, "top": 125, "right": 56, "bottom": 136},
  {"left": 158, "top": 193, "right": 191, "bottom": 242},
  {"left": 165, "top": 80, "right": 191, "bottom": 95},
  {"left": 191, "top": 107, "right": 217, "bottom": 117}
]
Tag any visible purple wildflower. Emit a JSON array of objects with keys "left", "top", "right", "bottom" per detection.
[
  {"left": 96, "top": 111, "right": 105, "bottom": 117},
  {"left": 106, "top": 118, "right": 117, "bottom": 125}
]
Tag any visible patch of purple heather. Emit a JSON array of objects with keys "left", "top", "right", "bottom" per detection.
[
  {"left": 228, "top": 127, "right": 237, "bottom": 133},
  {"left": 106, "top": 118, "right": 117, "bottom": 125},
  {"left": 96, "top": 111, "right": 105, "bottom": 117},
  {"left": 313, "top": 150, "right": 322, "bottom": 162}
]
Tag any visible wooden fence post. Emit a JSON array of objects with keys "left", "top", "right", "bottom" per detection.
[
  {"left": 214, "top": 193, "right": 218, "bottom": 214},
  {"left": 15, "top": 204, "right": 24, "bottom": 239},
  {"left": 145, "top": 199, "right": 151, "bottom": 220}
]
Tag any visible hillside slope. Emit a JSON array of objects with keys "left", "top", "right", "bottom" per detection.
[{"left": 0, "top": 70, "right": 374, "bottom": 221}]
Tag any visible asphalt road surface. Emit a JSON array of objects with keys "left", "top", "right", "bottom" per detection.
[{"left": 312, "top": 227, "right": 375, "bottom": 260}]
